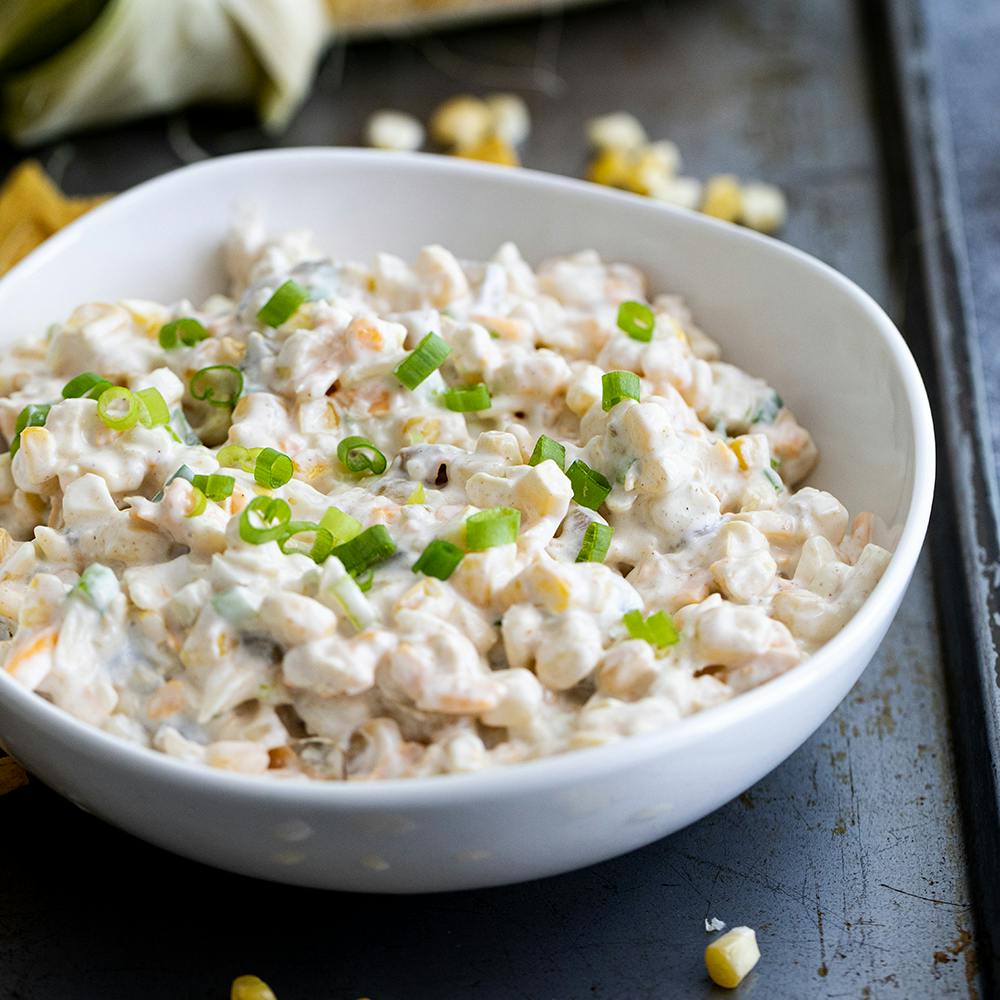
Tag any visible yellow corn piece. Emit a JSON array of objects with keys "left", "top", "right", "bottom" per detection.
[
  {"left": 455, "top": 136, "right": 520, "bottom": 167},
  {"left": 586, "top": 148, "right": 632, "bottom": 188},
  {"left": 705, "top": 926, "right": 761, "bottom": 988},
  {"left": 623, "top": 143, "right": 680, "bottom": 195},
  {"left": 231, "top": 975, "right": 277, "bottom": 1000},
  {"left": 728, "top": 438, "right": 749, "bottom": 471},
  {"left": 430, "top": 95, "right": 492, "bottom": 148},
  {"left": 701, "top": 174, "right": 743, "bottom": 222}
]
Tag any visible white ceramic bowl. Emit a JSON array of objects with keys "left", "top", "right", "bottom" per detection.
[{"left": 0, "top": 150, "right": 933, "bottom": 892}]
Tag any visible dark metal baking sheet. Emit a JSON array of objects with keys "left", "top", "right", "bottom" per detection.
[{"left": 0, "top": 0, "right": 988, "bottom": 996}]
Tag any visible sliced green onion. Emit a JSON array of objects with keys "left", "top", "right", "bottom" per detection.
[
  {"left": 319, "top": 507, "right": 363, "bottom": 545},
  {"left": 566, "top": 460, "right": 612, "bottom": 510},
  {"left": 412, "top": 539, "right": 465, "bottom": 580},
  {"left": 73, "top": 563, "right": 119, "bottom": 612},
  {"left": 337, "top": 436, "right": 387, "bottom": 475},
  {"left": 355, "top": 568, "right": 374, "bottom": 592},
  {"left": 440, "top": 383, "right": 491, "bottom": 412},
  {"left": 763, "top": 467, "right": 783, "bottom": 492},
  {"left": 576, "top": 522, "right": 613, "bottom": 563},
  {"left": 185, "top": 487, "right": 207, "bottom": 518},
  {"left": 645, "top": 611, "right": 679, "bottom": 648},
  {"left": 254, "top": 447, "right": 294, "bottom": 488},
  {"left": 212, "top": 586, "right": 259, "bottom": 624},
  {"left": 190, "top": 473, "right": 235, "bottom": 501},
  {"left": 135, "top": 387, "right": 170, "bottom": 427},
  {"left": 9, "top": 403, "right": 51, "bottom": 457},
  {"left": 216, "top": 444, "right": 257, "bottom": 472},
  {"left": 617, "top": 300, "right": 656, "bottom": 342},
  {"left": 602, "top": 370, "right": 641, "bottom": 411},
  {"left": 394, "top": 332, "right": 452, "bottom": 390},
  {"left": 324, "top": 566, "right": 375, "bottom": 631},
  {"left": 239, "top": 496, "right": 292, "bottom": 544},
  {"left": 279, "top": 522, "right": 334, "bottom": 564},
  {"left": 331, "top": 525, "right": 396, "bottom": 577},
  {"left": 528, "top": 434, "right": 566, "bottom": 470},
  {"left": 189, "top": 365, "right": 244, "bottom": 409},
  {"left": 406, "top": 483, "right": 426, "bottom": 504},
  {"left": 153, "top": 464, "right": 195, "bottom": 502},
  {"left": 61, "top": 372, "right": 107, "bottom": 398},
  {"left": 257, "top": 280, "right": 309, "bottom": 327},
  {"left": 466, "top": 506, "right": 520, "bottom": 551},
  {"left": 97, "top": 387, "right": 140, "bottom": 431},
  {"left": 623, "top": 609, "right": 679, "bottom": 649},
  {"left": 158, "top": 318, "right": 208, "bottom": 350}
]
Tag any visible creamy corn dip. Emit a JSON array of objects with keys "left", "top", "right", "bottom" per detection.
[{"left": 0, "top": 221, "right": 890, "bottom": 779}]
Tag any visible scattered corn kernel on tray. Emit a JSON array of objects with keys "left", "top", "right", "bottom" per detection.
[{"left": 1, "top": 0, "right": 997, "bottom": 996}]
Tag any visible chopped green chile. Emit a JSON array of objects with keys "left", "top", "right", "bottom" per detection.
[
  {"left": 73, "top": 563, "right": 119, "bottom": 612},
  {"left": 751, "top": 390, "right": 784, "bottom": 425},
  {"left": 153, "top": 464, "right": 194, "bottom": 502}
]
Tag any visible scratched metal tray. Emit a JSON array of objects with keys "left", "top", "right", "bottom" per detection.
[{"left": 0, "top": 0, "right": 995, "bottom": 997}]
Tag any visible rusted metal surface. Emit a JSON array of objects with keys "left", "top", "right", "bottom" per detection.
[{"left": 0, "top": 0, "right": 984, "bottom": 996}]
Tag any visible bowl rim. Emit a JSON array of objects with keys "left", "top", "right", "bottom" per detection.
[{"left": 0, "top": 148, "right": 935, "bottom": 806}]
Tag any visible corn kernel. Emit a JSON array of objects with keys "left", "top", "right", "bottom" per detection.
[
  {"left": 587, "top": 111, "right": 647, "bottom": 151},
  {"left": 430, "top": 95, "right": 492, "bottom": 148},
  {"left": 365, "top": 109, "right": 425, "bottom": 152},
  {"left": 740, "top": 181, "right": 787, "bottom": 234},
  {"left": 231, "top": 976, "right": 277, "bottom": 1000},
  {"left": 455, "top": 136, "right": 520, "bottom": 166},
  {"left": 705, "top": 926, "right": 760, "bottom": 989},
  {"left": 587, "top": 148, "right": 632, "bottom": 188},
  {"left": 625, "top": 140, "right": 681, "bottom": 194},
  {"left": 701, "top": 174, "right": 744, "bottom": 222},
  {"left": 648, "top": 174, "right": 703, "bottom": 211},
  {"left": 729, "top": 438, "right": 748, "bottom": 471},
  {"left": 485, "top": 93, "right": 531, "bottom": 145}
]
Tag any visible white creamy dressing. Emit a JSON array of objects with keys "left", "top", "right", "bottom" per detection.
[{"left": 0, "top": 223, "right": 890, "bottom": 780}]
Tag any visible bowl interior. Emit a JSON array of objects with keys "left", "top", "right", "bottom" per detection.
[{"left": 0, "top": 150, "right": 916, "bottom": 531}]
